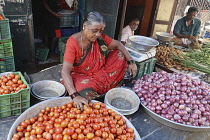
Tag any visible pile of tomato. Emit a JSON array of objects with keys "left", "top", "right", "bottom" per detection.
[
  {"left": 0, "top": 73, "right": 27, "bottom": 95},
  {"left": 11, "top": 102, "right": 135, "bottom": 140}
]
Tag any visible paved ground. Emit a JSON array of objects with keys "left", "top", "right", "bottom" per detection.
[{"left": 1, "top": 64, "right": 210, "bottom": 140}]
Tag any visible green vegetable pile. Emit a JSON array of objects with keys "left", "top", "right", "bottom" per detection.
[
  {"left": 185, "top": 48, "right": 210, "bottom": 67},
  {"left": 172, "top": 43, "right": 210, "bottom": 74}
]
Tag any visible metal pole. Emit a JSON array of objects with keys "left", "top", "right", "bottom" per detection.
[{"left": 118, "top": 0, "right": 128, "bottom": 41}]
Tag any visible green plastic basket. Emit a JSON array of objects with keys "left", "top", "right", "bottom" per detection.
[
  {"left": 0, "top": 71, "right": 30, "bottom": 118},
  {"left": 0, "top": 56, "right": 15, "bottom": 73},
  {"left": 0, "top": 39, "right": 13, "bottom": 57},
  {"left": 60, "top": 52, "right": 64, "bottom": 64},
  {"left": 58, "top": 37, "right": 69, "bottom": 53},
  {"left": 0, "top": 12, "right": 11, "bottom": 40},
  {"left": 35, "top": 44, "right": 49, "bottom": 61},
  {"left": 134, "top": 58, "right": 156, "bottom": 80}
]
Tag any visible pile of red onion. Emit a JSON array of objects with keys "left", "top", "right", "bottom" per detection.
[{"left": 133, "top": 71, "right": 210, "bottom": 126}]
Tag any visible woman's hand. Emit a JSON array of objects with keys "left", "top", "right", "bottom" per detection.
[
  {"left": 72, "top": 96, "right": 89, "bottom": 111},
  {"left": 128, "top": 63, "right": 138, "bottom": 78}
]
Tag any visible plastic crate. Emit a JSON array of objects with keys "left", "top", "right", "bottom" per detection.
[
  {"left": 0, "top": 12, "right": 11, "bottom": 40},
  {"left": 0, "top": 39, "right": 13, "bottom": 57},
  {"left": 58, "top": 37, "right": 69, "bottom": 53},
  {"left": 60, "top": 52, "right": 64, "bottom": 63},
  {"left": 59, "top": 10, "right": 79, "bottom": 27},
  {"left": 60, "top": 27, "right": 79, "bottom": 37},
  {"left": 0, "top": 71, "right": 30, "bottom": 118},
  {"left": 0, "top": 107, "right": 29, "bottom": 118},
  {"left": 134, "top": 58, "right": 156, "bottom": 80},
  {"left": 35, "top": 44, "right": 49, "bottom": 61},
  {"left": 0, "top": 56, "right": 15, "bottom": 73},
  {"left": 0, "top": 101, "right": 29, "bottom": 112}
]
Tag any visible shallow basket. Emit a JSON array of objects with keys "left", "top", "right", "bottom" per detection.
[
  {"left": 7, "top": 97, "right": 141, "bottom": 140},
  {"left": 31, "top": 80, "right": 66, "bottom": 100},
  {"left": 104, "top": 87, "right": 140, "bottom": 115},
  {"left": 141, "top": 103, "right": 210, "bottom": 132},
  {"left": 129, "top": 35, "right": 159, "bottom": 52},
  {"left": 156, "top": 32, "right": 175, "bottom": 42}
]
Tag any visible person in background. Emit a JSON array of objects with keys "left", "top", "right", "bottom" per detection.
[
  {"left": 43, "top": 0, "right": 62, "bottom": 58},
  {"left": 62, "top": 11, "right": 137, "bottom": 110},
  {"left": 173, "top": 6, "right": 202, "bottom": 48},
  {"left": 121, "top": 18, "right": 140, "bottom": 45}
]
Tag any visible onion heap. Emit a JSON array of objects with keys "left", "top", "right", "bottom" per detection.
[
  {"left": 11, "top": 102, "right": 135, "bottom": 140},
  {"left": 133, "top": 71, "right": 210, "bottom": 126}
]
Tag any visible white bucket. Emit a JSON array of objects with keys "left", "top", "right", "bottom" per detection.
[{"left": 104, "top": 87, "right": 140, "bottom": 115}]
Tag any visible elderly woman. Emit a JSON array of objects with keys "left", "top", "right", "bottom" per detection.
[{"left": 62, "top": 11, "right": 137, "bottom": 110}]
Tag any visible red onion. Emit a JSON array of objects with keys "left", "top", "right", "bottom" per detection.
[
  {"left": 179, "top": 105, "right": 185, "bottom": 110},
  {"left": 199, "top": 106, "right": 205, "bottom": 112},
  {"left": 185, "top": 107, "right": 191, "bottom": 113},
  {"left": 191, "top": 113, "right": 199, "bottom": 119},
  {"left": 134, "top": 71, "right": 210, "bottom": 126},
  {"left": 161, "top": 103, "right": 168, "bottom": 109},
  {"left": 165, "top": 114, "right": 172, "bottom": 119},
  {"left": 174, "top": 114, "right": 181, "bottom": 120},
  {"left": 198, "top": 117, "right": 206, "bottom": 125},
  {"left": 177, "top": 110, "right": 185, "bottom": 116},
  {"left": 167, "top": 108, "right": 175, "bottom": 115},
  {"left": 157, "top": 99, "right": 162, "bottom": 105},
  {"left": 156, "top": 105, "right": 162, "bottom": 111},
  {"left": 179, "top": 100, "right": 185, "bottom": 105},
  {"left": 174, "top": 102, "right": 179, "bottom": 108}
]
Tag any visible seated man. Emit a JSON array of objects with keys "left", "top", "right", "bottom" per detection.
[
  {"left": 173, "top": 6, "right": 202, "bottom": 48},
  {"left": 121, "top": 18, "right": 139, "bottom": 45}
]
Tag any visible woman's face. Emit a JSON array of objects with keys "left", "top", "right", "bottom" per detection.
[{"left": 83, "top": 23, "right": 105, "bottom": 42}]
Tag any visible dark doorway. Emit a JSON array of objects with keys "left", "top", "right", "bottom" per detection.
[{"left": 114, "top": 0, "right": 144, "bottom": 40}]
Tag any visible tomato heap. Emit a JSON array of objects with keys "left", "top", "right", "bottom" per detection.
[
  {"left": 11, "top": 102, "right": 135, "bottom": 140},
  {"left": 0, "top": 73, "right": 27, "bottom": 95}
]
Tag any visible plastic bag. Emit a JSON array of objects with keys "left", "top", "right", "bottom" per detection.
[{"left": 65, "top": 0, "right": 74, "bottom": 8}]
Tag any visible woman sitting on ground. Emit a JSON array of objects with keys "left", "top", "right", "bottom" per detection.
[{"left": 62, "top": 11, "right": 137, "bottom": 110}]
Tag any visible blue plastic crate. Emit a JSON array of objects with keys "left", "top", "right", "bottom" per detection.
[
  {"left": 60, "top": 27, "right": 79, "bottom": 37},
  {"left": 204, "top": 31, "right": 210, "bottom": 38}
]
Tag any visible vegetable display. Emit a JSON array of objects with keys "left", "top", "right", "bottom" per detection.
[
  {"left": 133, "top": 71, "right": 210, "bottom": 126},
  {"left": 11, "top": 102, "right": 135, "bottom": 140},
  {"left": 155, "top": 46, "right": 193, "bottom": 71},
  {"left": 0, "top": 73, "right": 27, "bottom": 95},
  {"left": 185, "top": 48, "right": 210, "bottom": 67},
  {"left": 172, "top": 48, "right": 210, "bottom": 75}
]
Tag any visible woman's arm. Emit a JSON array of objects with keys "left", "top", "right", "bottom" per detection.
[
  {"left": 62, "top": 61, "right": 88, "bottom": 110},
  {"left": 61, "top": 61, "right": 76, "bottom": 95},
  {"left": 109, "top": 40, "right": 132, "bottom": 60},
  {"left": 108, "top": 39, "right": 138, "bottom": 77}
]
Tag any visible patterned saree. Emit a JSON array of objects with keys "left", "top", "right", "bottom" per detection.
[{"left": 65, "top": 35, "right": 127, "bottom": 100}]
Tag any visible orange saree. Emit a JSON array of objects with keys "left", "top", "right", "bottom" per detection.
[{"left": 64, "top": 34, "right": 127, "bottom": 100}]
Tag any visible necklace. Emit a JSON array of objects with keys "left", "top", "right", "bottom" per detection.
[{"left": 81, "top": 33, "right": 84, "bottom": 55}]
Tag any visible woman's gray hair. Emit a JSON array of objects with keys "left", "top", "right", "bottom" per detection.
[{"left": 84, "top": 11, "right": 106, "bottom": 26}]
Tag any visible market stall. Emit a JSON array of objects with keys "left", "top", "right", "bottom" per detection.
[{"left": 1, "top": 33, "right": 210, "bottom": 140}]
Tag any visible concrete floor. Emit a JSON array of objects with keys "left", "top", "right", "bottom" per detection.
[{"left": 1, "top": 64, "right": 210, "bottom": 140}]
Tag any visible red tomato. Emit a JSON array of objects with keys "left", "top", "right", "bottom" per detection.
[{"left": 86, "top": 133, "right": 94, "bottom": 139}]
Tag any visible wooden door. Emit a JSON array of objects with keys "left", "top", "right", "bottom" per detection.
[{"left": 150, "top": 0, "right": 178, "bottom": 36}]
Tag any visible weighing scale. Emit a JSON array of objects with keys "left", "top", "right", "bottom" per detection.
[{"left": 125, "top": 43, "right": 156, "bottom": 62}]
